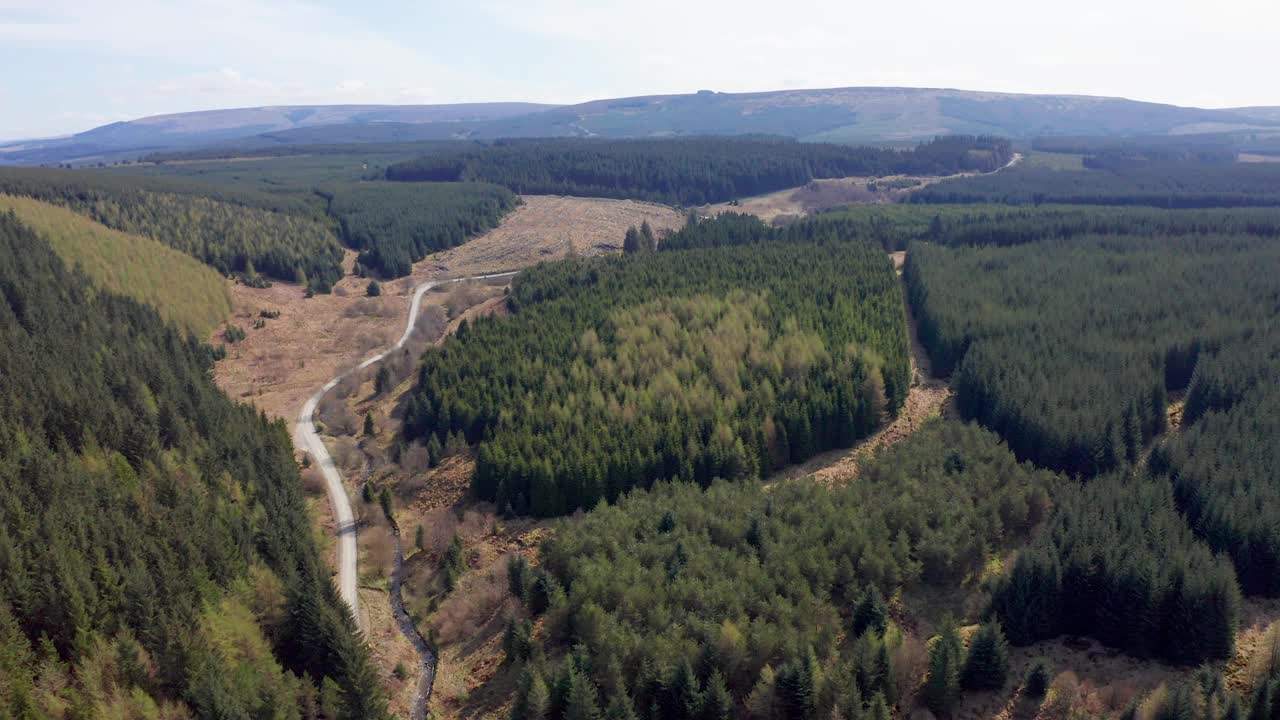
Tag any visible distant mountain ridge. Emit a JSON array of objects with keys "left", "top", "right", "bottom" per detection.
[{"left": 4, "top": 87, "right": 1279, "bottom": 166}]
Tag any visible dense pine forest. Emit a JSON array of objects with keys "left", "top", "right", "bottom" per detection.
[
  {"left": 503, "top": 421, "right": 1055, "bottom": 720},
  {"left": 0, "top": 167, "right": 346, "bottom": 291},
  {"left": 385, "top": 136, "right": 1014, "bottom": 205},
  {"left": 906, "top": 233, "right": 1280, "bottom": 476},
  {"left": 910, "top": 162, "right": 1280, "bottom": 207},
  {"left": 402, "top": 215, "right": 909, "bottom": 516},
  {"left": 321, "top": 181, "right": 519, "bottom": 278},
  {"left": 0, "top": 212, "right": 385, "bottom": 718}
]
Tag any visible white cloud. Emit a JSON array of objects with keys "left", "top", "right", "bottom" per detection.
[{"left": 1, "top": 0, "right": 1278, "bottom": 138}]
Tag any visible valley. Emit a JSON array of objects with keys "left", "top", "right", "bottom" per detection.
[{"left": 6, "top": 95, "right": 1280, "bottom": 720}]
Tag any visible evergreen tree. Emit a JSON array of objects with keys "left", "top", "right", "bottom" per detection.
[
  {"left": 852, "top": 586, "right": 888, "bottom": 637},
  {"left": 443, "top": 534, "right": 466, "bottom": 591},
  {"left": 961, "top": 621, "right": 1010, "bottom": 691},
  {"left": 924, "top": 626, "right": 963, "bottom": 714},
  {"left": 1024, "top": 661, "right": 1051, "bottom": 699},
  {"left": 367, "top": 280, "right": 382, "bottom": 297},
  {"left": 604, "top": 693, "right": 638, "bottom": 720},
  {"left": 623, "top": 226, "right": 642, "bottom": 254},
  {"left": 513, "top": 666, "right": 551, "bottom": 720},
  {"left": 700, "top": 671, "right": 732, "bottom": 720},
  {"left": 565, "top": 666, "right": 602, "bottom": 720},
  {"left": 775, "top": 651, "right": 818, "bottom": 720},
  {"left": 662, "top": 660, "right": 703, "bottom": 720},
  {"left": 865, "top": 692, "right": 890, "bottom": 720},
  {"left": 375, "top": 366, "right": 392, "bottom": 396},
  {"left": 363, "top": 412, "right": 375, "bottom": 436}
]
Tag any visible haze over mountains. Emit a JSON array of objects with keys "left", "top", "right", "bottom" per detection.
[{"left": 4, "top": 86, "right": 1280, "bottom": 166}]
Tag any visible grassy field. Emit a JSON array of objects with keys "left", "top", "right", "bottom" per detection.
[{"left": 1, "top": 194, "right": 232, "bottom": 337}]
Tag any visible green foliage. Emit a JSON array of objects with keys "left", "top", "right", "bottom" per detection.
[
  {"left": 503, "top": 617, "right": 534, "bottom": 664},
  {"left": 0, "top": 166, "right": 345, "bottom": 289},
  {"left": 992, "top": 475, "right": 1239, "bottom": 665},
  {"left": 322, "top": 181, "right": 518, "bottom": 278},
  {"left": 406, "top": 219, "right": 910, "bottom": 517},
  {"left": 851, "top": 586, "right": 888, "bottom": 638},
  {"left": 912, "top": 162, "right": 1280, "bottom": 208},
  {"left": 961, "top": 621, "right": 1010, "bottom": 691},
  {"left": 386, "top": 136, "right": 1014, "bottom": 205},
  {"left": 366, "top": 279, "right": 382, "bottom": 297},
  {"left": 374, "top": 366, "right": 392, "bottom": 396},
  {"left": 517, "top": 421, "right": 1049, "bottom": 709},
  {"left": 908, "top": 234, "right": 1280, "bottom": 477},
  {"left": 0, "top": 212, "right": 385, "bottom": 717},
  {"left": 0, "top": 193, "right": 232, "bottom": 337},
  {"left": 1157, "top": 333, "right": 1280, "bottom": 596},
  {"left": 379, "top": 485, "right": 394, "bottom": 522},
  {"left": 1023, "top": 659, "right": 1051, "bottom": 698},
  {"left": 924, "top": 626, "right": 963, "bottom": 714},
  {"left": 443, "top": 534, "right": 466, "bottom": 591}
]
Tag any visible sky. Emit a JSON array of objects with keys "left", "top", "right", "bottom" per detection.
[{"left": 1, "top": 0, "right": 1278, "bottom": 140}]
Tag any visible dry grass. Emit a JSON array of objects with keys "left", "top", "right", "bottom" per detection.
[
  {"left": 422, "top": 195, "right": 683, "bottom": 277},
  {"left": 0, "top": 193, "right": 232, "bottom": 336}
]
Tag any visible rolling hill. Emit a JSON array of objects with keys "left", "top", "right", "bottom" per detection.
[
  {"left": 0, "top": 193, "right": 232, "bottom": 336},
  {"left": 3, "top": 87, "right": 1279, "bottom": 166}
]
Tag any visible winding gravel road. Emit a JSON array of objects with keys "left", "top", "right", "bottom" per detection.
[{"left": 294, "top": 271, "right": 517, "bottom": 629}]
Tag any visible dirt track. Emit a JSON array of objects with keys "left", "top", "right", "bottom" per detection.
[{"left": 772, "top": 250, "right": 952, "bottom": 485}]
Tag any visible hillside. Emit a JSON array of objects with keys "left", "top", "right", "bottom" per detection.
[
  {"left": 0, "top": 193, "right": 232, "bottom": 337},
  {"left": 5, "top": 87, "right": 1280, "bottom": 166},
  {"left": 0, "top": 102, "right": 558, "bottom": 166}
]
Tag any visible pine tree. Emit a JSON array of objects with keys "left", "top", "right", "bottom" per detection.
[
  {"left": 776, "top": 650, "right": 818, "bottom": 720},
  {"left": 375, "top": 366, "right": 392, "bottom": 396},
  {"left": 1023, "top": 659, "right": 1051, "bottom": 698},
  {"left": 640, "top": 221, "right": 657, "bottom": 251},
  {"left": 444, "top": 534, "right": 466, "bottom": 591},
  {"left": 513, "top": 666, "right": 551, "bottom": 720},
  {"left": 414, "top": 525, "right": 425, "bottom": 551},
  {"left": 427, "top": 433, "right": 443, "bottom": 468},
  {"left": 700, "top": 671, "right": 732, "bottom": 720},
  {"left": 865, "top": 692, "right": 890, "bottom": 720},
  {"left": 663, "top": 660, "right": 703, "bottom": 720},
  {"left": 961, "top": 621, "right": 1010, "bottom": 691},
  {"left": 367, "top": 280, "right": 382, "bottom": 297},
  {"left": 363, "top": 412, "right": 375, "bottom": 437},
  {"left": 924, "top": 626, "right": 963, "bottom": 714},
  {"left": 604, "top": 693, "right": 638, "bottom": 720},
  {"left": 379, "top": 486, "right": 394, "bottom": 522},
  {"left": 623, "top": 226, "right": 642, "bottom": 254},
  {"left": 565, "top": 666, "right": 602, "bottom": 720},
  {"left": 852, "top": 586, "right": 888, "bottom": 637}
]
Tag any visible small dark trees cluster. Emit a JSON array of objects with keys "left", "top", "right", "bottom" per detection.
[
  {"left": 991, "top": 476, "right": 1240, "bottom": 665},
  {"left": 322, "top": 181, "right": 518, "bottom": 278}
]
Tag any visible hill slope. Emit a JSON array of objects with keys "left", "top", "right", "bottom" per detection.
[
  {"left": 0, "top": 194, "right": 232, "bottom": 336},
  {"left": 4, "top": 87, "right": 1279, "bottom": 166}
]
